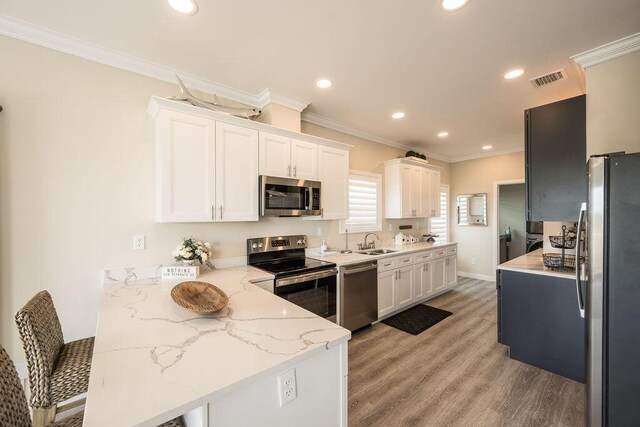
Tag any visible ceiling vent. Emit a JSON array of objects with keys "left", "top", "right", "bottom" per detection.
[{"left": 529, "top": 69, "right": 568, "bottom": 88}]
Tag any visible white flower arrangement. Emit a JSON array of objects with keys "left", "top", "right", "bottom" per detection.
[{"left": 173, "top": 237, "right": 214, "bottom": 268}]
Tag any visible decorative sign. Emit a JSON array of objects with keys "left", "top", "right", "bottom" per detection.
[{"left": 161, "top": 266, "right": 199, "bottom": 279}]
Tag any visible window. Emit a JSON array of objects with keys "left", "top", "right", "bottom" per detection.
[
  {"left": 429, "top": 185, "right": 449, "bottom": 243},
  {"left": 340, "top": 171, "right": 382, "bottom": 234}
]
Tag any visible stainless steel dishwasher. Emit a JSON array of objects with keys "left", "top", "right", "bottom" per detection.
[{"left": 340, "top": 261, "right": 378, "bottom": 331}]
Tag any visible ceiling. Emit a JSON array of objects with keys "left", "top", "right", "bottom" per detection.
[{"left": 1, "top": 0, "right": 639, "bottom": 160}]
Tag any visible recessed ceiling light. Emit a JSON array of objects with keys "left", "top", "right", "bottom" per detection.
[
  {"left": 504, "top": 69, "right": 525, "bottom": 79},
  {"left": 482, "top": 145, "right": 493, "bottom": 150},
  {"left": 438, "top": 131, "right": 449, "bottom": 137},
  {"left": 441, "top": 0, "right": 470, "bottom": 11},
  {"left": 392, "top": 112, "right": 406, "bottom": 119},
  {"left": 168, "top": 0, "right": 198, "bottom": 14},
  {"left": 316, "top": 79, "right": 332, "bottom": 89}
]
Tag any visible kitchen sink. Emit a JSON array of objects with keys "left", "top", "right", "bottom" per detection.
[{"left": 359, "top": 249, "right": 398, "bottom": 255}]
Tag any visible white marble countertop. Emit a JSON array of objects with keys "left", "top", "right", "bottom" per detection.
[
  {"left": 84, "top": 265, "right": 351, "bottom": 427},
  {"left": 497, "top": 249, "right": 574, "bottom": 279},
  {"left": 307, "top": 241, "right": 457, "bottom": 267}
]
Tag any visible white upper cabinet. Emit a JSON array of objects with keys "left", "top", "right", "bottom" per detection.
[
  {"left": 317, "top": 145, "right": 349, "bottom": 220},
  {"left": 258, "top": 132, "right": 291, "bottom": 178},
  {"left": 155, "top": 110, "right": 216, "bottom": 222},
  {"left": 430, "top": 169, "right": 442, "bottom": 217},
  {"left": 259, "top": 133, "right": 319, "bottom": 180},
  {"left": 384, "top": 158, "right": 442, "bottom": 219},
  {"left": 290, "top": 139, "right": 318, "bottom": 180},
  {"left": 149, "top": 97, "right": 352, "bottom": 223},
  {"left": 215, "top": 122, "right": 259, "bottom": 222}
]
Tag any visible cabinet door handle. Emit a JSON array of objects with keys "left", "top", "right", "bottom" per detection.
[
  {"left": 288, "top": 165, "right": 291, "bottom": 177},
  {"left": 211, "top": 206, "right": 215, "bottom": 220},
  {"left": 219, "top": 205, "right": 223, "bottom": 221},
  {"left": 293, "top": 165, "right": 297, "bottom": 177},
  {"left": 426, "top": 263, "right": 429, "bottom": 272}
]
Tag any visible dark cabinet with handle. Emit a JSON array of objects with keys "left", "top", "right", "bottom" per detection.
[{"left": 525, "top": 95, "right": 586, "bottom": 221}]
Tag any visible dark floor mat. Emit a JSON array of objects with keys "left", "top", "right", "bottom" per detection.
[{"left": 382, "top": 304, "right": 453, "bottom": 335}]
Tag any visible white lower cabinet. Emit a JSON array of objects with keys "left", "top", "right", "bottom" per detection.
[
  {"left": 431, "top": 258, "right": 447, "bottom": 293},
  {"left": 413, "top": 261, "right": 433, "bottom": 300},
  {"left": 377, "top": 245, "right": 457, "bottom": 319},
  {"left": 395, "top": 266, "right": 414, "bottom": 310},
  {"left": 377, "top": 270, "right": 396, "bottom": 318},
  {"left": 445, "top": 255, "right": 457, "bottom": 288}
]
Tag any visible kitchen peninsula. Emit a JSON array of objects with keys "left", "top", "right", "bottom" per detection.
[
  {"left": 84, "top": 266, "right": 350, "bottom": 427},
  {"left": 497, "top": 249, "right": 585, "bottom": 382}
]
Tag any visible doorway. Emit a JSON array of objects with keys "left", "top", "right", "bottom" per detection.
[{"left": 493, "top": 180, "right": 526, "bottom": 267}]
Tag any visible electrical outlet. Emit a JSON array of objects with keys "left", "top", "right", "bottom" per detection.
[
  {"left": 388, "top": 223, "right": 393, "bottom": 231},
  {"left": 471, "top": 258, "right": 477, "bottom": 265},
  {"left": 277, "top": 368, "right": 297, "bottom": 407},
  {"left": 317, "top": 226, "right": 324, "bottom": 237},
  {"left": 133, "top": 235, "right": 145, "bottom": 250}
]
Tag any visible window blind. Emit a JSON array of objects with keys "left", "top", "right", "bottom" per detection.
[
  {"left": 341, "top": 172, "right": 381, "bottom": 233},
  {"left": 430, "top": 186, "right": 449, "bottom": 243}
]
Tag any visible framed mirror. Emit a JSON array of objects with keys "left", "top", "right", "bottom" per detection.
[{"left": 457, "top": 193, "right": 487, "bottom": 226}]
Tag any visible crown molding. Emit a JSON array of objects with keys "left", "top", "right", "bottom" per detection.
[
  {"left": 257, "top": 89, "right": 310, "bottom": 112},
  {"left": 301, "top": 112, "right": 451, "bottom": 163},
  {"left": 449, "top": 147, "right": 524, "bottom": 163},
  {"left": 0, "top": 13, "right": 309, "bottom": 111},
  {"left": 571, "top": 32, "right": 640, "bottom": 69}
]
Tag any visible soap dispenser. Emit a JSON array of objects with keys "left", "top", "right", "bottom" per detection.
[{"left": 320, "top": 240, "right": 328, "bottom": 254}]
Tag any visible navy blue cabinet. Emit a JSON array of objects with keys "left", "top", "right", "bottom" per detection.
[
  {"left": 497, "top": 269, "right": 586, "bottom": 383},
  {"left": 525, "top": 95, "right": 586, "bottom": 222}
]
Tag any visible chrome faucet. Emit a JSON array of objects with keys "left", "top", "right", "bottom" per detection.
[{"left": 357, "top": 233, "right": 380, "bottom": 250}]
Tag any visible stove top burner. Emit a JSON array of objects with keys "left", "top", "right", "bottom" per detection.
[{"left": 253, "top": 257, "right": 336, "bottom": 278}]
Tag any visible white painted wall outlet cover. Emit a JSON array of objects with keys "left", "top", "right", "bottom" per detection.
[
  {"left": 133, "top": 234, "right": 145, "bottom": 250},
  {"left": 277, "top": 368, "right": 297, "bottom": 407}
]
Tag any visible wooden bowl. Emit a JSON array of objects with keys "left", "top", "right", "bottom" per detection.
[{"left": 170, "top": 281, "right": 229, "bottom": 314}]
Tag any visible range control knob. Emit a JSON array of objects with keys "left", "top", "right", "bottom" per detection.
[
  {"left": 252, "top": 243, "right": 258, "bottom": 249},
  {"left": 297, "top": 239, "right": 302, "bottom": 245},
  {"left": 258, "top": 243, "right": 263, "bottom": 248}
]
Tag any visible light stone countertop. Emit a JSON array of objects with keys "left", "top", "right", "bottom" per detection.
[
  {"left": 307, "top": 241, "right": 457, "bottom": 267},
  {"left": 497, "top": 249, "right": 575, "bottom": 279},
  {"left": 84, "top": 265, "right": 351, "bottom": 427}
]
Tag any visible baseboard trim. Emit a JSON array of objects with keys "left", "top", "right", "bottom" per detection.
[{"left": 458, "top": 271, "right": 496, "bottom": 282}]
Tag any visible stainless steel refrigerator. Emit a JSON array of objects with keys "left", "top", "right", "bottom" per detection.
[{"left": 580, "top": 152, "right": 640, "bottom": 426}]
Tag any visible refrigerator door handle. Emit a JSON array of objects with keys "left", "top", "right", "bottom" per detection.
[{"left": 576, "top": 202, "right": 587, "bottom": 318}]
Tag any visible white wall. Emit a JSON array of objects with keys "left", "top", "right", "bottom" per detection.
[
  {"left": 450, "top": 152, "right": 525, "bottom": 279},
  {"left": 0, "top": 35, "right": 451, "bottom": 362},
  {"left": 586, "top": 50, "right": 640, "bottom": 157}
]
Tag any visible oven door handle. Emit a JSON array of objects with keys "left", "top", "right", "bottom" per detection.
[{"left": 276, "top": 268, "right": 338, "bottom": 288}]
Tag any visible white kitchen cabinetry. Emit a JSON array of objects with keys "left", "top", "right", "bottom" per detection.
[
  {"left": 258, "top": 132, "right": 291, "bottom": 178},
  {"left": 376, "top": 244, "right": 457, "bottom": 320},
  {"left": 154, "top": 107, "right": 258, "bottom": 222},
  {"left": 413, "top": 260, "right": 433, "bottom": 300},
  {"left": 431, "top": 258, "right": 447, "bottom": 293},
  {"left": 258, "top": 133, "right": 318, "bottom": 180},
  {"left": 215, "top": 122, "right": 259, "bottom": 222},
  {"left": 429, "top": 169, "right": 442, "bottom": 217},
  {"left": 377, "top": 269, "right": 396, "bottom": 318},
  {"left": 155, "top": 110, "right": 216, "bottom": 222},
  {"left": 384, "top": 158, "right": 442, "bottom": 219},
  {"left": 317, "top": 145, "right": 349, "bottom": 220},
  {"left": 395, "top": 265, "right": 414, "bottom": 310}
]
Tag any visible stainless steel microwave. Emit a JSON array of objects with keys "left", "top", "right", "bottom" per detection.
[{"left": 260, "top": 176, "right": 321, "bottom": 217}]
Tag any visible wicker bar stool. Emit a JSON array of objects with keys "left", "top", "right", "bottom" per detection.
[
  {"left": 14, "top": 291, "right": 185, "bottom": 427},
  {"left": 15, "top": 291, "right": 94, "bottom": 426},
  {"left": 0, "top": 345, "right": 83, "bottom": 427}
]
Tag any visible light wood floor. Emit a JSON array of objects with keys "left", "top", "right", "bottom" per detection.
[{"left": 348, "top": 277, "right": 586, "bottom": 427}]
